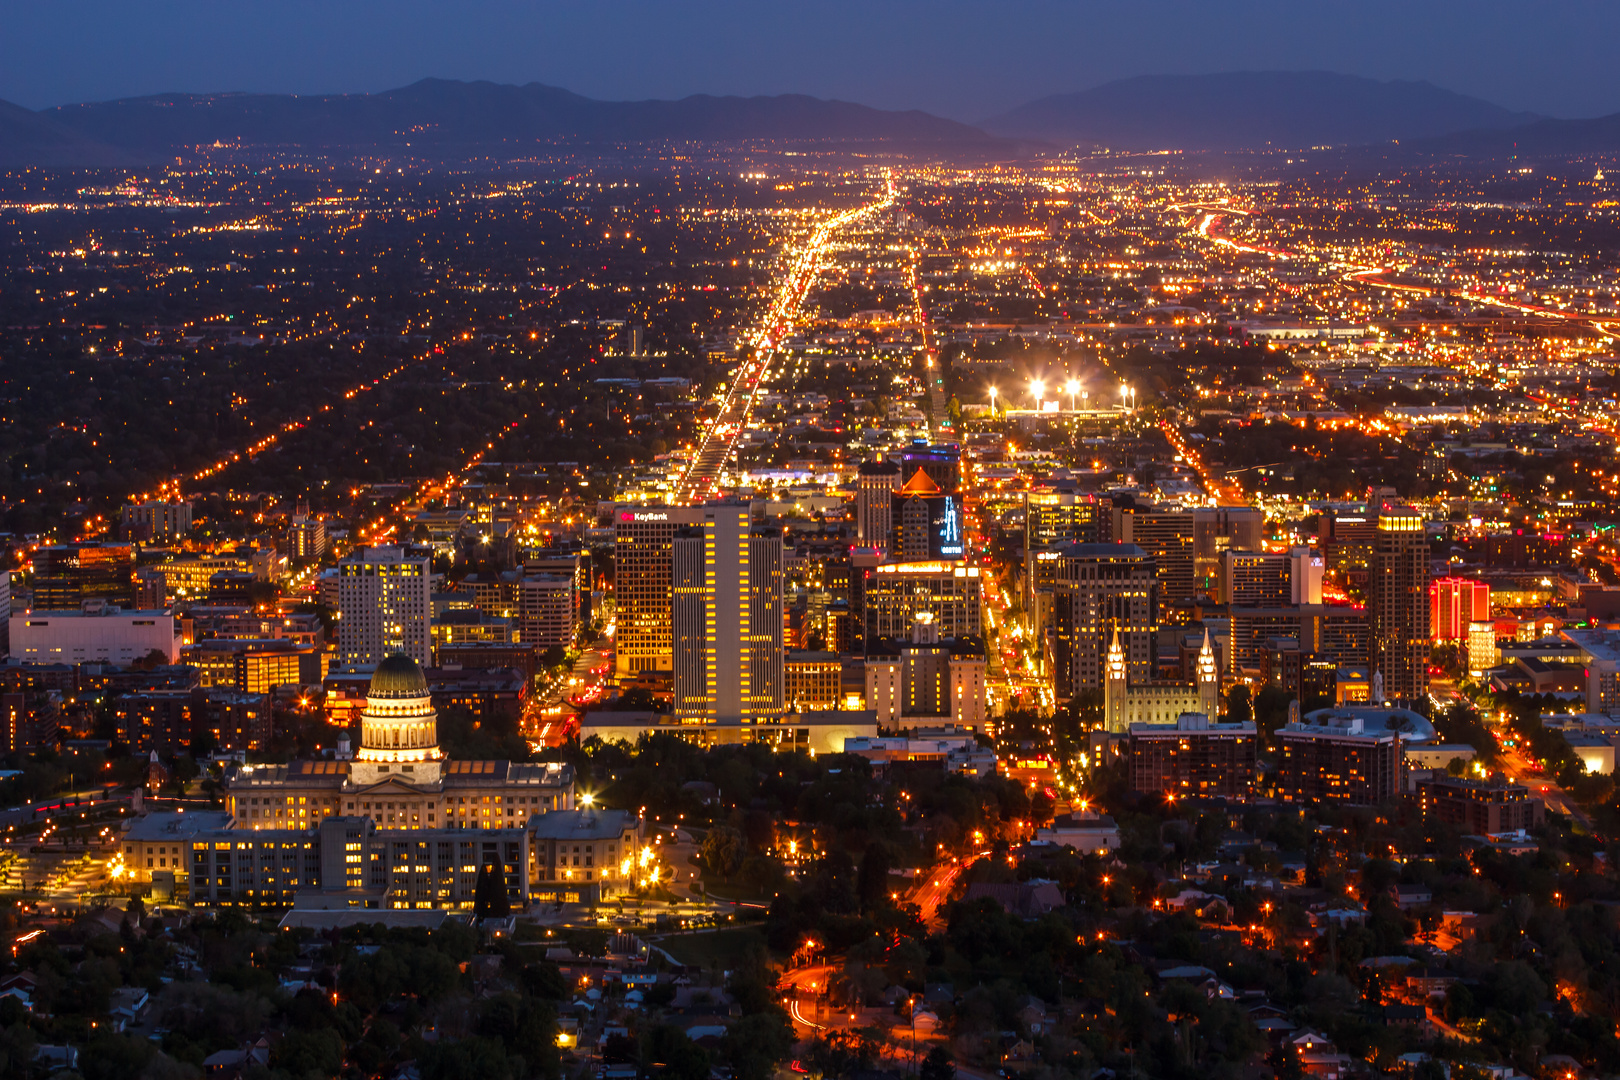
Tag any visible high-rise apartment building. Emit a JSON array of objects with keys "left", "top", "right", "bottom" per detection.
[
  {"left": 1050, "top": 543, "right": 1157, "bottom": 699},
  {"left": 519, "top": 575, "right": 578, "bottom": 652},
  {"left": 855, "top": 460, "right": 901, "bottom": 552},
  {"left": 1276, "top": 715, "right": 1401, "bottom": 805},
  {"left": 1127, "top": 712, "right": 1257, "bottom": 799},
  {"left": 287, "top": 515, "right": 327, "bottom": 560},
  {"left": 671, "top": 507, "right": 784, "bottom": 721},
  {"left": 1371, "top": 508, "right": 1430, "bottom": 701},
  {"left": 1219, "top": 551, "right": 1290, "bottom": 606},
  {"left": 338, "top": 546, "right": 432, "bottom": 668},
  {"left": 1217, "top": 546, "right": 1322, "bottom": 606},
  {"left": 613, "top": 506, "right": 707, "bottom": 678},
  {"left": 1430, "top": 577, "right": 1489, "bottom": 642}
]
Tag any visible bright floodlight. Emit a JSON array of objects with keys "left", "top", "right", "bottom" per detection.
[{"left": 1066, "top": 379, "right": 1080, "bottom": 396}]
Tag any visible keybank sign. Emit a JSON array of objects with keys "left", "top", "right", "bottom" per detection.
[{"left": 621, "top": 511, "right": 669, "bottom": 522}]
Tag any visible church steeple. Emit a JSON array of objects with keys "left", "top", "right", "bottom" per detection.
[
  {"left": 1104, "top": 627, "right": 1128, "bottom": 731},
  {"left": 1196, "top": 628, "right": 1220, "bottom": 719}
]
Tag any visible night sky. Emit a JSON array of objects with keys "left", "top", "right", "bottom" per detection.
[{"left": 7, "top": 0, "right": 1618, "bottom": 120}]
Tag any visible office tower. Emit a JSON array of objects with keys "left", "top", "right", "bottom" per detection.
[
  {"left": 613, "top": 506, "right": 707, "bottom": 678},
  {"left": 1112, "top": 504, "right": 1194, "bottom": 622},
  {"left": 1024, "top": 491, "right": 1103, "bottom": 620},
  {"left": 1024, "top": 490, "right": 1102, "bottom": 549},
  {"left": 1226, "top": 606, "right": 1369, "bottom": 671},
  {"left": 862, "top": 614, "right": 988, "bottom": 731},
  {"left": 1430, "top": 577, "right": 1489, "bottom": 642},
  {"left": 1371, "top": 508, "right": 1430, "bottom": 701},
  {"left": 1051, "top": 542, "right": 1157, "bottom": 700},
  {"left": 785, "top": 651, "right": 843, "bottom": 711},
  {"left": 120, "top": 500, "right": 193, "bottom": 543},
  {"left": 0, "top": 570, "right": 8, "bottom": 659},
  {"left": 856, "top": 460, "right": 901, "bottom": 552},
  {"left": 1192, "top": 506, "right": 1263, "bottom": 595},
  {"left": 1262, "top": 637, "right": 1304, "bottom": 693},
  {"left": 863, "top": 561, "right": 983, "bottom": 642},
  {"left": 1276, "top": 715, "right": 1401, "bottom": 805},
  {"left": 890, "top": 469, "right": 962, "bottom": 560},
  {"left": 31, "top": 542, "right": 135, "bottom": 610},
  {"left": 671, "top": 507, "right": 784, "bottom": 721},
  {"left": 1317, "top": 508, "right": 1377, "bottom": 579},
  {"left": 900, "top": 441, "right": 960, "bottom": 494},
  {"left": 338, "top": 546, "right": 432, "bottom": 668}
]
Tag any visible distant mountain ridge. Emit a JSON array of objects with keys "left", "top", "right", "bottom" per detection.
[
  {"left": 0, "top": 78, "right": 998, "bottom": 167},
  {"left": 6, "top": 72, "right": 1620, "bottom": 169},
  {"left": 982, "top": 71, "right": 1543, "bottom": 150}
]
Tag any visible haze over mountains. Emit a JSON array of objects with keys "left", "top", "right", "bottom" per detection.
[
  {"left": 979, "top": 71, "right": 1541, "bottom": 149},
  {"left": 1, "top": 72, "right": 1617, "bottom": 168}
]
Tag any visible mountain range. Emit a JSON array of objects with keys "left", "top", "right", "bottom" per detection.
[
  {"left": 3, "top": 73, "right": 1620, "bottom": 168},
  {"left": 0, "top": 79, "right": 997, "bottom": 168}
]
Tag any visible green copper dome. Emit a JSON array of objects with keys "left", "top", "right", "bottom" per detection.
[{"left": 368, "top": 653, "right": 428, "bottom": 699}]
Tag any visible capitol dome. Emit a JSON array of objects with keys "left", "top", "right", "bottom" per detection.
[
  {"left": 356, "top": 653, "right": 442, "bottom": 765},
  {"left": 368, "top": 653, "right": 430, "bottom": 699}
]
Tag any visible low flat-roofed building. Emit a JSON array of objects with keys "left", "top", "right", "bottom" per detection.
[
  {"left": 1564, "top": 627, "right": 1620, "bottom": 715},
  {"left": 843, "top": 732, "right": 996, "bottom": 777},
  {"left": 1033, "top": 810, "right": 1121, "bottom": 855},
  {"left": 120, "top": 811, "right": 234, "bottom": 886},
  {"left": 10, "top": 604, "right": 181, "bottom": 666},
  {"left": 1403, "top": 744, "right": 1479, "bottom": 770},
  {"left": 1510, "top": 656, "right": 1585, "bottom": 695},
  {"left": 529, "top": 807, "right": 642, "bottom": 904},
  {"left": 577, "top": 709, "right": 877, "bottom": 756},
  {"left": 1417, "top": 776, "right": 1544, "bottom": 833},
  {"left": 1563, "top": 732, "right": 1616, "bottom": 775},
  {"left": 278, "top": 907, "right": 470, "bottom": 930},
  {"left": 423, "top": 665, "right": 527, "bottom": 726},
  {"left": 187, "top": 815, "right": 531, "bottom": 910}
]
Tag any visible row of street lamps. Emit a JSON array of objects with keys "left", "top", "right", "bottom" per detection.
[{"left": 987, "top": 379, "right": 1137, "bottom": 412}]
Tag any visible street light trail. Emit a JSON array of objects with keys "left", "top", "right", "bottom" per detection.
[{"left": 674, "top": 181, "right": 895, "bottom": 503}]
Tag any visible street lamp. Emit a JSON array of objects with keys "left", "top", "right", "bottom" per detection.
[{"left": 988, "top": 386, "right": 997, "bottom": 414}]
